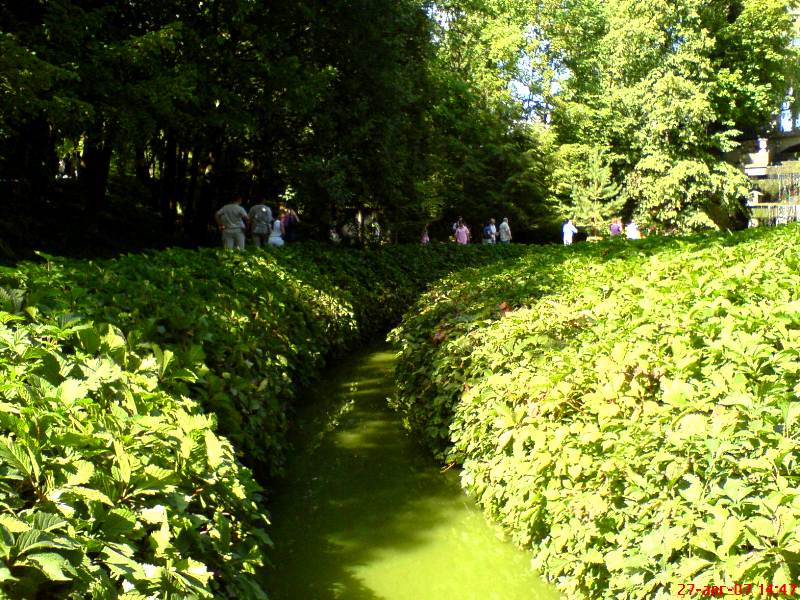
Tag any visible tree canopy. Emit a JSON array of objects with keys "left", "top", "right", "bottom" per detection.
[
  {"left": 0, "top": 0, "right": 797, "bottom": 254},
  {"left": 543, "top": 0, "right": 800, "bottom": 229}
]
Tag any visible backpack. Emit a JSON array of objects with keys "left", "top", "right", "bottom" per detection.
[{"left": 483, "top": 224, "right": 492, "bottom": 239}]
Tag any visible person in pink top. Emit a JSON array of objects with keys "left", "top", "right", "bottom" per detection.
[
  {"left": 420, "top": 226, "right": 430, "bottom": 245},
  {"left": 454, "top": 219, "right": 471, "bottom": 245}
]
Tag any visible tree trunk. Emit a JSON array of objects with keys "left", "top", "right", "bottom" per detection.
[
  {"left": 134, "top": 146, "right": 150, "bottom": 186},
  {"left": 183, "top": 148, "right": 201, "bottom": 242},
  {"left": 703, "top": 199, "right": 749, "bottom": 231},
  {"left": 159, "top": 133, "right": 177, "bottom": 232},
  {"left": 79, "top": 138, "right": 112, "bottom": 218},
  {"left": 20, "top": 118, "right": 56, "bottom": 202}
]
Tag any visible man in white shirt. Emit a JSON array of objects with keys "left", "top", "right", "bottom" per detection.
[
  {"left": 562, "top": 218, "right": 578, "bottom": 245},
  {"left": 498, "top": 217, "right": 512, "bottom": 243},
  {"left": 625, "top": 221, "right": 641, "bottom": 240},
  {"left": 215, "top": 197, "right": 249, "bottom": 249}
]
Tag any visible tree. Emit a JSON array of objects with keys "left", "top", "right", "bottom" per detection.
[
  {"left": 545, "top": 0, "right": 799, "bottom": 230},
  {"left": 554, "top": 145, "right": 623, "bottom": 235}
]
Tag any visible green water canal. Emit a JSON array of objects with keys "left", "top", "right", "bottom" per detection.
[{"left": 266, "top": 345, "right": 561, "bottom": 600}]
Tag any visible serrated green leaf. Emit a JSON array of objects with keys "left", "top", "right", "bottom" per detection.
[
  {"left": 24, "top": 552, "right": 74, "bottom": 581},
  {"left": 65, "top": 461, "right": 95, "bottom": 487},
  {"left": 102, "top": 509, "right": 137, "bottom": 539},
  {"left": 0, "top": 438, "right": 32, "bottom": 480},
  {"left": 56, "top": 379, "right": 88, "bottom": 405},
  {"left": 0, "top": 515, "right": 29, "bottom": 534},
  {"left": 66, "top": 486, "right": 113, "bottom": 506},
  {"left": 101, "top": 545, "right": 145, "bottom": 580},
  {"left": 14, "top": 530, "right": 75, "bottom": 556},
  {"left": 114, "top": 441, "right": 131, "bottom": 485},
  {"left": 204, "top": 430, "right": 224, "bottom": 469},
  {"left": 31, "top": 513, "right": 66, "bottom": 533},
  {"left": 151, "top": 519, "right": 171, "bottom": 558}
]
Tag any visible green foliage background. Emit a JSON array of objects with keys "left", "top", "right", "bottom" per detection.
[
  {"left": 391, "top": 225, "right": 800, "bottom": 598},
  {"left": 5, "top": 0, "right": 793, "bottom": 250}
]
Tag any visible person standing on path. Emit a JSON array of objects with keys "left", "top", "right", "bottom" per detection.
[
  {"left": 498, "top": 217, "right": 512, "bottom": 244},
  {"left": 215, "top": 196, "right": 248, "bottom": 250},
  {"left": 562, "top": 218, "right": 578, "bottom": 246},
  {"left": 482, "top": 218, "right": 497, "bottom": 244},
  {"left": 269, "top": 214, "right": 285, "bottom": 247},
  {"left": 455, "top": 219, "right": 471, "bottom": 245},
  {"left": 248, "top": 202, "right": 272, "bottom": 248},
  {"left": 281, "top": 206, "right": 300, "bottom": 242}
]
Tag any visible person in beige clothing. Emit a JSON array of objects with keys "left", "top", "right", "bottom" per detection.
[
  {"left": 215, "top": 197, "right": 249, "bottom": 249},
  {"left": 498, "top": 217, "right": 512, "bottom": 243}
]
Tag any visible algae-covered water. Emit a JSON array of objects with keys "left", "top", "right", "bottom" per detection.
[{"left": 266, "top": 345, "right": 561, "bottom": 600}]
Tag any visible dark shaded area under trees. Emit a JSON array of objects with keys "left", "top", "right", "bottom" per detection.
[{"left": 0, "top": 0, "right": 551, "bottom": 260}]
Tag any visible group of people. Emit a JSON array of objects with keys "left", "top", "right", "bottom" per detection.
[
  {"left": 434, "top": 217, "right": 512, "bottom": 245},
  {"left": 215, "top": 197, "right": 300, "bottom": 250},
  {"left": 562, "top": 216, "right": 642, "bottom": 245},
  {"left": 609, "top": 217, "right": 641, "bottom": 239}
]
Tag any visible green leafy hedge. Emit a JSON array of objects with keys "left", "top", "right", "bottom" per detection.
[
  {"left": 0, "top": 310, "right": 268, "bottom": 598},
  {"left": 0, "top": 242, "right": 521, "bottom": 597},
  {"left": 391, "top": 226, "right": 800, "bottom": 599}
]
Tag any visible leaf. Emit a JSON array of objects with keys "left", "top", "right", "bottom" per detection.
[
  {"left": 746, "top": 516, "right": 775, "bottom": 539},
  {"left": 661, "top": 379, "right": 693, "bottom": 406},
  {"left": 497, "top": 429, "right": 514, "bottom": 451},
  {"left": 596, "top": 402, "right": 620, "bottom": 421},
  {"left": 56, "top": 379, "right": 88, "bottom": 405},
  {"left": 14, "top": 530, "right": 75, "bottom": 556},
  {"left": 604, "top": 548, "right": 626, "bottom": 571},
  {"left": 0, "top": 524, "right": 14, "bottom": 557},
  {"left": 0, "top": 402, "right": 20, "bottom": 415},
  {"left": 785, "top": 401, "right": 800, "bottom": 435},
  {"left": 114, "top": 441, "right": 131, "bottom": 485},
  {"left": 139, "top": 505, "right": 167, "bottom": 525},
  {"left": 678, "top": 556, "right": 713, "bottom": 578},
  {"left": 584, "top": 548, "right": 605, "bottom": 563},
  {"left": 680, "top": 474, "right": 704, "bottom": 503},
  {"left": 103, "top": 509, "right": 137, "bottom": 539},
  {"left": 204, "top": 430, "right": 224, "bottom": 469},
  {"left": 77, "top": 326, "right": 101, "bottom": 354},
  {"left": 0, "top": 438, "right": 32, "bottom": 480},
  {"left": 65, "top": 486, "right": 114, "bottom": 506},
  {"left": 674, "top": 413, "right": 707, "bottom": 439},
  {"left": 151, "top": 519, "right": 171, "bottom": 558},
  {"left": 65, "top": 461, "right": 95, "bottom": 487},
  {"left": 31, "top": 513, "right": 66, "bottom": 533},
  {"left": 101, "top": 545, "right": 145, "bottom": 580},
  {"left": 0, "top": 515, "right": 29, "bottom": 534},
  {"left": 24, "top": 552, "right": 74, "bottom": 581},
  {"left": 721, "top": 478, "right": 752, "bottom": 504},
  {"left": 720, "top": 518, "right": 743, "bottom": 557}
]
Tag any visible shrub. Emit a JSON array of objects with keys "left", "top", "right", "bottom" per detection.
[
  {"left": 0, "top": 311, "right": 268, "bottom": 598},
  {"left": 0, "top": 241, "right": 521, "bottom": 596},
  {"left": 391, "top": 226, "right": 800, "bottom": 598}
]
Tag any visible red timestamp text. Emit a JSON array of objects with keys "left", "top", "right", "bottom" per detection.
[{"left": 676, "top": 583, "right": 800, "bottom": 597}]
